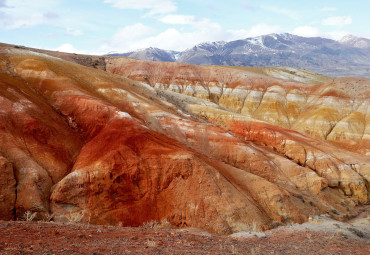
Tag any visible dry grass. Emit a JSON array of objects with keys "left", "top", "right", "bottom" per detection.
[
  {"left": 65, "top": 210, "right": 85, "bottom": 223},
  {"left": 242, "top": 221, "right": 259, "bottom": 232},
  {"left": 230, "top": 245, "right": 239, "bottom": 254},
  {"left": 142, "top": 220, "right": 158, "bottom": 229},
  {"left": 142, "top": 219, "right": 172, "bottom": 230},
  {"left": 157, "top": 219, "right": 172, "bottom": 229},
  {"left": 250, "top": 221, "right": 258, "bottom": 232},
  {"left": 23, "top": 211, "right": 37, "bottom": 221}
]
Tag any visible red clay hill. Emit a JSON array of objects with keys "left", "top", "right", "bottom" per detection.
[{"left": 0, "top": 43, "right": 369, "bottom": 234}]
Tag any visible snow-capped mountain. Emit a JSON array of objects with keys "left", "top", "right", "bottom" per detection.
[
  {"left": 107, "top": 47, "right": 181, "bottom": 62},
  {"left": 106, "top": 33, "right": 370, "bottom": 78},
  {"left": 339, "top": 34, "right": 370, "bottom": 49}
]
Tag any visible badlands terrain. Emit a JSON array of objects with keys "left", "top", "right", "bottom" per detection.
[{"left": 0, "top": 42, "right": 369, "bottom": 253}]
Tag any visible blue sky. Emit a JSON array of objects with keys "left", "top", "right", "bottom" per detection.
[{"left": 1, "top": 0, "right": 369, "bottom": 54}]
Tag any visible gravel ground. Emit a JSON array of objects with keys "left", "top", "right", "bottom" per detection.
[{"left": 0, "top": 210, "right": 369, "bottom": 255}]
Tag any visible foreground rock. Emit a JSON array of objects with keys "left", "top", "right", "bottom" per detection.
[{"left": 0, "top": 45, "right": 369, "bottom": 234}]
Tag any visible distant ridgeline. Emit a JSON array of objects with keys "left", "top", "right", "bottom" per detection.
[{"left": 107, "top": 33, "right": 370, "bottom": 78}]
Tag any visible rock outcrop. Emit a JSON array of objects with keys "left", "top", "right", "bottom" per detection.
[{"left": 0, "top": 45, "right": 369, "bottom": 234}]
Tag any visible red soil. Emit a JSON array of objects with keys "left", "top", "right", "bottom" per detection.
[{"left": 0, "top": 220, "right": 369, "bottom": 255}]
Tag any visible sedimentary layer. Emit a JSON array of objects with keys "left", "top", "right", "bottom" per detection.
[
  {"left": 105, "top": 58, "right": 370, "bottom": 156},
  {"left": 0, "top": 45, "right": 369, "bottom": 234}
]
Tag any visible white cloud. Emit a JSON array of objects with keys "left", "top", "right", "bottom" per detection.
[
  {"left": 261, "top": 5, "right": 300, "bottom": 20},
  {"left": 292, "top": 26, "right": 351, "bottom": 41},
  {"left": 111, "top": 23, "right": 155, "bottom": 43},
  {"left": 104, "top": 0, "right": 177, "bottom": 15},
  {"left": 320, "top": 7, "right": 337, "bottom": 12},
  {"left": 100, "top": 23, "right": 156, "bottom": 53},
  {"left": 246, "top": 23, "right": 282, "bottom": 37},
  {"left": 292, "top": 26, "right": 320, "bottom": 37},
  {"left": 229, "top": 23, "right": 282, "bottom": 39},
  {"left": 66, "top": 27, "right": 83, "bottom": 36},
  {"left": 99, "top": 20, "right": 285, "bottom": 54},
  {"left": 0, "top": 0, "right": 59, "bottom": 29},
  {"left": 55, "top": 43, "right": 81, "bottom": 53},
  {"left": 160, "top": 17, "right": 282, "bottom": 44},
  {"left": 100, "top": 19, "right": 225, "bottom": 53},
  {"left": 4, "top": 13, "right": 47, "bottom": 29},
  {"left": 324, "top": 30, "right": 350, "bottom": 40},
  {"left": 141, "top": 28, "right": 185, "bottom": 49},
  {"left": 322, "top": 16, "right": 352, "bottom": 26},
  {"left": 159, "top": 14, "right": 196, "bottom": 25}
]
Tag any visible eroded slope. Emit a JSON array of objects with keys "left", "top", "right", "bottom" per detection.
[
  {"left": 0, "top": 46, "right": 369, "bottom": 234},
  {"left": 106, "top": 58, "right": 370, "bottom": 156}
]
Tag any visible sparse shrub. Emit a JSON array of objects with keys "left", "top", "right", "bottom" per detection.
[
  {"left": 331, "top": 209, "right": 339, "bottom": 215},
  {"left": 23, "top": 211, "right": 37, "bottom": 221},
  {"left": 42, "top": 213, "right": 54, "bottom": 222},
  {"left": 65, "top": 210, "right": 85, "bottom": 223},
  {"left": 336, "top": 230, "right": 346, "bottom": 238},
  {"left": 270, "top": 221, "right": 283, "bottom": 228},
  {"left": 296, "top": 194, "right": 304, "bottom": 202}
]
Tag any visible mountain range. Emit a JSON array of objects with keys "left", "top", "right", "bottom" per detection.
[{"left": 107, "top": 33, "right": 370, "bottom": 78}]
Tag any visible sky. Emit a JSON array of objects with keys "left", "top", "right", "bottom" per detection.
[{"left": 1, "top": 0, "right": 370, "bottom": 55}]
